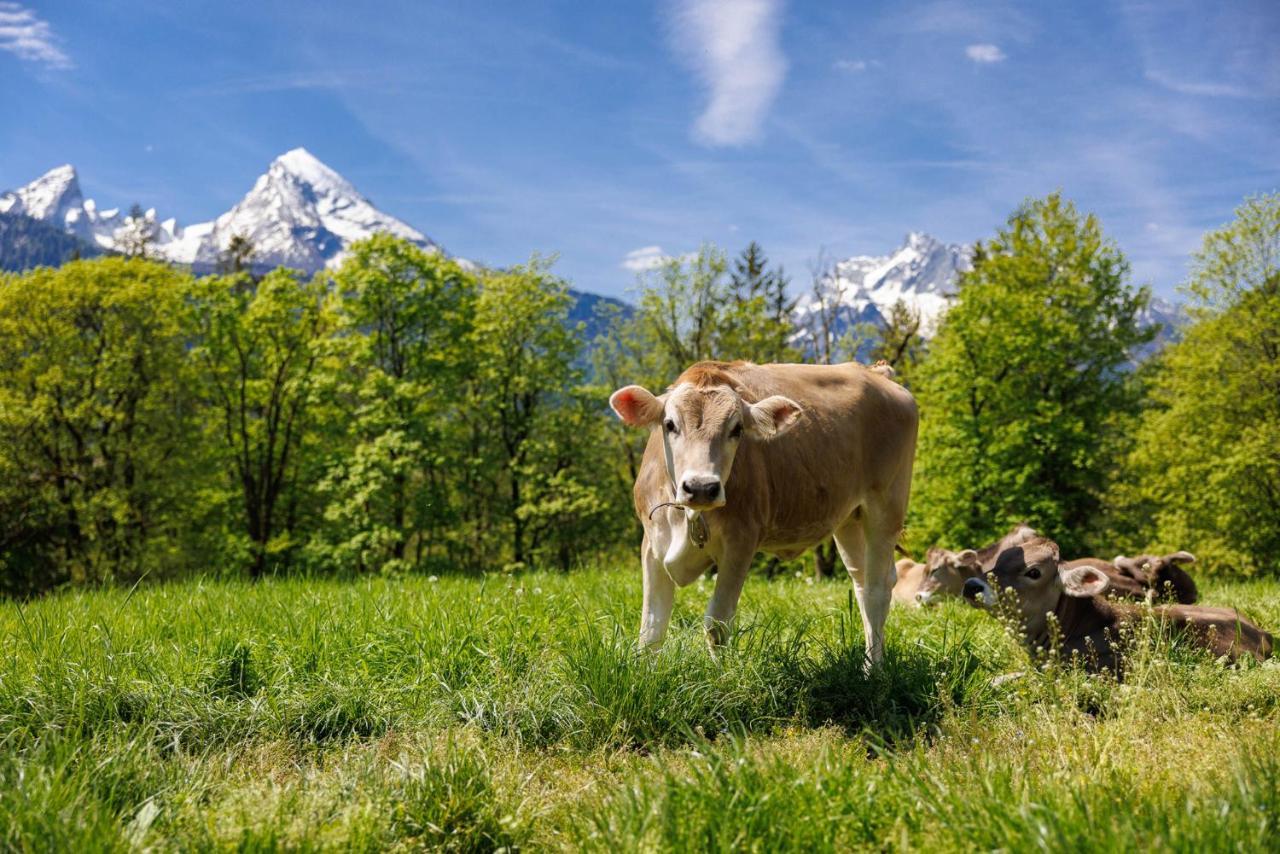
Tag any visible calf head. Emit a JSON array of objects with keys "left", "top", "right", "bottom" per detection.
[
  {"left": 610, "top": 378, "right": 802, "bottom": 510},
  {"left": 1114, "top": 551, "right": 1197, "bottom": 602},
  {"left": 963, "top": 538, "right": 1109, "bottom": 642},
  {"left": 915, "top": 547, "right": 982, "bottom": 605}
]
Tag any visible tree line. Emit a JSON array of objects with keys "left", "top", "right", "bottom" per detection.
[{"left": 0, "top": 192, "right": 1276, "bottom": 595}]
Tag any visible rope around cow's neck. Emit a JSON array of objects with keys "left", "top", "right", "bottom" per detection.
[{"left": 648, "top": 425, "right": 709, "bottom": 549}]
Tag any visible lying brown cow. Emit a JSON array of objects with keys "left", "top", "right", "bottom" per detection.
[
  {"left": 892, "top": 557, "right": 928, "bottom": 606},
  {"left": 908, "top": 523, "right": 1039, "bottom": 606},
  {"left": 1115, "top": 552, "right": 1199, "bottom": 604},
  {"left": 963, "top": 538, "right": 1272, "bottom": 674},
  {"left": 1061, "top": 552, "right": 1198, "bottom": 605},
  {"left": 610, "top": 360, "right": 918, "bottom": 663}
]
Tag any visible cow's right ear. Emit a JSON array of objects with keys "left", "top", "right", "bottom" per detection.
[
  {"left": 953, "top": 549, "right": 980, "bottom": 568},
  {"left": 1061, "top": 566, "right": 1109, "bottom": 598},
  {"left": 609, "top": 385, "right": 664, "bottom": 427},
  {"left": 1168, "top": 551, "right": 1196, "bottom": 565}
]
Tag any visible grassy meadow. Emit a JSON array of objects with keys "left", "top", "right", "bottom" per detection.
[{"left": 2, "top": 567, "right": 1278, "bottom": 851}]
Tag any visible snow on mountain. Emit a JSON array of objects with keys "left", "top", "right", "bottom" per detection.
[
  {"left": 191, "top": 148, "right": 439, "bottom": 271},
  {"left": 794, "top": 232, "right": 1183, "bottom": 359},
  {"left": 0, "top": 164, "right": 84, "bottom": 223},
  {"left": 0, "top": 148, "right": 441, "bottom": 273},
  {"left": 795, "top": 231, "right": 971, "bottom": 339}
]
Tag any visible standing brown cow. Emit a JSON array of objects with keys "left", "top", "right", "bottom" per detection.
[{"left": 610, "top": 360, "right": 918, "bottom": 663}]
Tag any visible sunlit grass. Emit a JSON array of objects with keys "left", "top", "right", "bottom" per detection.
[{"left": 1, "top": 568, "right": 1277, "bottom": 850}]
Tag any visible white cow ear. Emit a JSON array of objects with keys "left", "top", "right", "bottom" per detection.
[
  {"left": 609, "top": 385, "right": 664, "bottom": 427},
  {"left": 1169, "top": 551, "right": 1196, "bottom": 565},
  {"left": 745, "top": 396, "right": 803, "bottom": 440},
  {"left": 1061, "top": 566, "right": 1109, "bottom": 598},
  {"left": 955, "top": 549, "right": 979, "bottom": 567}
]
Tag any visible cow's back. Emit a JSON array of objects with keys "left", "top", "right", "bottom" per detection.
[{"left": 721, "top": 362, "right": 917, "bottom": 547}]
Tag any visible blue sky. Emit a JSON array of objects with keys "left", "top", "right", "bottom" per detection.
[{"left": 2, "top": 0, "right": 1277, "bottom": 298}]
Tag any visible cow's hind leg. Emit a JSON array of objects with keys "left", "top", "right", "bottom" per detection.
[
  {"left": 833, "top": 511, "right": 895, "bottom": 668},
  {"left": 639, "top": 534, "right": 675, "bottom": 649}
]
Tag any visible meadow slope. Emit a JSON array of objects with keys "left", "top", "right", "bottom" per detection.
[{"left": 1, "top": 569, "right": 1278, "bottom": 851}]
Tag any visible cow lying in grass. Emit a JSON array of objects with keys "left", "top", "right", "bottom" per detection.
[
  {"left": 904, "top": 528, "right": 1200, "bottom": 608},
  {"left": 902, "top": 523, "right": 1039, "bottom": 607},
  {"left": 962, "top": 537, "right": 1272, "bottom": 675},
  {"left": 1114, "top": 552, "right": 1199, "bottom": 604},
  {"left": 610, "top": 360, "right": 918, "bottom": 663}
]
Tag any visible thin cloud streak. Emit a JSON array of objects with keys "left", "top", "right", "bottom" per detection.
[
  {"left": 0, "top": 2, "right": 71, "bottom": 68},
  {"left": 1143, "top": 69, "right": 1260, "bottom": 99},
  {"left": 666, "top": 0, "right": 787, "bottom": 146}
]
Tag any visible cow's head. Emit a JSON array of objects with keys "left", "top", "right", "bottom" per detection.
[
  {"left": 609, "top": 381, "right": 802, "bottom": 510},
  {"left": 963, "top": 537, "right": 1108, "bottom": 641},
  {"left": 1114, "top": 552, "right": 1194, "bottom": 581},
  {"left": 915, "top": 547, "right": 982, "bottom": 605}
]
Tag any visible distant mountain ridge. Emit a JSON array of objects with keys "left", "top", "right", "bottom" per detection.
[
  {"left": 0, "top": 148, "right": 439, "bottom": 273},
  {"left": 800, "top": 231, "right": 1184, "bottom": 357},
  {"left": 0, "top": 156, "right": 1181, "bottom": 354}
]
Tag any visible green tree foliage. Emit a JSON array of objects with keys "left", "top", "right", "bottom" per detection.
[
  {"left": 1111, "top": 194, "right": 1280, "bottom": 573},
  {"left": 464, "top": 258, "right": 626, "bottom": 569},
  {"left": 870, "top": 299, "right": 926, "bottom": 387},
  {"left": 312, "top": 235, "right": 478, "bottom": 573},
  {"left": 727, "top": 241, "right": 797, "bottom": 363},
  {"left": 0, "top": 259, "right": 200, "bottom": 593},
  {"left": 912, "top": 194, "right": 1153, "bottom": 555},
  {"left": 188, "top": 269, "right": 337, "bottom": 577}
]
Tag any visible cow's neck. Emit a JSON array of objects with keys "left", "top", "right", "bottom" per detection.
[{"left": 1036, "top": 592, "right": 1116, "bottom": 650}]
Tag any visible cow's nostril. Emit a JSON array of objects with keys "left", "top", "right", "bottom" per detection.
[{"left": 682, "top": 478, "right": 721, "bottom": 502}]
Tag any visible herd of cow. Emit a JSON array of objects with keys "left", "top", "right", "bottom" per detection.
[
  {"left": 609, "top": 359, "right": 1273, "bottom": 680},
  {"left": 895, "top": 523, "right": 1273, "bottom": 674}
]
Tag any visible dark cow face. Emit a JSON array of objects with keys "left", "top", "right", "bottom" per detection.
[
  {"left": 1114, "top": 552, "right": 1195, "bottom": 582},
  {"left": 915, "top": 547, "right": 981, "bottom": 605},
  {"left": 609, "top": 382, "right": 803, "bottom": 511},
  {"left": 963, "top": 538, "right": 1109, "bottom": 641}
]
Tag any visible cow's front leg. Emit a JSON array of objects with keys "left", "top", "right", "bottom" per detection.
[
  {"left": 704, "top": 546, "right": 753, "bottom": 650},
  {"left": 640, "top": 536, "right": 675, "bottom": 649}
]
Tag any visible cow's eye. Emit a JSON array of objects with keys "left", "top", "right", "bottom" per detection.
[
  {"left": 664, "top": 419, "right": 678, "bottom": 435},
  {"left": 729, "top": 422, "right": 743, "bottom": 439},
  {"left": 1026, "top": 567, "right": 1042, "bottom": 580}
]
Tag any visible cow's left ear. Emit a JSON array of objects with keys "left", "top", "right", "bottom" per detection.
[
  {"left": 1168, "top": 550, "right": 1196, "bottom": 565},
  {"left": 745, "top": 396, "right": 803, "bottom": 440},
  {"left": 1061, "top": 566, "right": 1109, "bottom": 598},
  {"left": 609, "top": 385, "right": 664, "bottom": 427}
]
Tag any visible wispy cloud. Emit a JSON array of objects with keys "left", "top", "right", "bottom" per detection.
[
  {"left": 621, "top": 245, "right": 669, "bottom": 272},
  {"left": 1143, "top": 69, "right": 1256, "bottom": 99},
  {"left": 965, "top": 43, "right": 1006, "bottom": 64},
  {"left": 665, "top": 0, "right": 787, "bottom": 146},
  {"left": 0, "top": 2, "right": 70, "bottom": 69},
  {"left": 833, "top": 58, "right": 872, "bottom": 73}
]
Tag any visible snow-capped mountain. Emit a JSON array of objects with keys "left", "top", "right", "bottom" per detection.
[
  {"left": 0, "top": 164, "right": 128, "bottom": 250},
  {"left": 0, "top": 148, "right": 441, "bottom": 273},
  {"left": 794, "top": 231, "right": 1184, "bottom": 355},
  {"left": 795, "top": 232, "right": 971, "bottom": 338},
  {"left": 191, "top": 148, "right": 438, "bottom": 270}
]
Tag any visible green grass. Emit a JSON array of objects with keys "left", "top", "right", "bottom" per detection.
[{"left": 1, "top": 569, "right": 1278, "bottom": 851}]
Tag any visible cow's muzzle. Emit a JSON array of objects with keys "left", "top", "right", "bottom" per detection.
[
  {"left": 680, "top": 476, "right": 724, "bottom": 509},
  {"left": 963, "top": 578, "right": 996, "bottom": 607}
]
